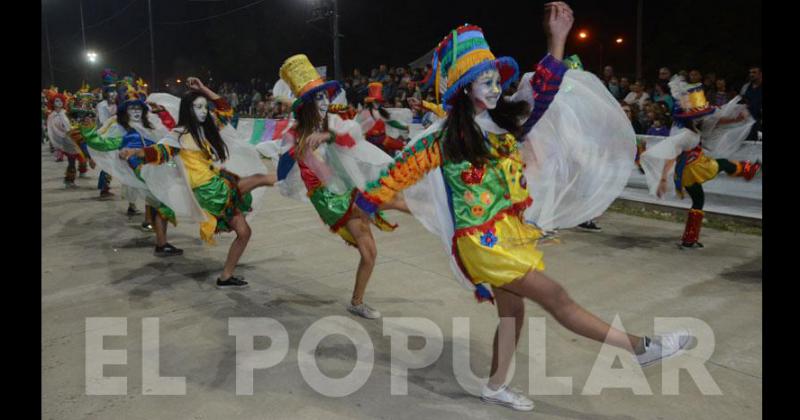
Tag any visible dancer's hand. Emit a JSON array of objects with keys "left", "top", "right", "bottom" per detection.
[
  {"left": 407, "top": 97, "right": 421, "bottom": 110},
  {"left": 544, "top": 2, "right": 574, "bottom": 60},
  {"left": 186, "top": 77, "right": 206, "bottom": 92},
  {"left": 657, "top": 178, "right": 668, "bottom": 198},
  {"left": 306, "top": 132, "right": 332, "bottom": 150},
  {"left": 89, "top": 159, "right": 97, "bottom": 170},
  {"left": 119, "top": 148, "right": 142, "bottom": 160}
]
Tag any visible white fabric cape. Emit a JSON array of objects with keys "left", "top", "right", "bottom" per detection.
[
  {"left": 402, "top": 69, "right": 636, "bottom": 292},
  {"left": 135, "top": 93, "right": 270, "bottom": 224},
  {"left": 47, "top": 110, "right": 81, "bottom": 155},
  {"left": 263, "top": 113, "right": 393, "bottom": 203}
]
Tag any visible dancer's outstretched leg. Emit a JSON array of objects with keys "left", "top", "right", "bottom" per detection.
[{"left": 237, "top": 173, "right": 276, "bottom": 193}]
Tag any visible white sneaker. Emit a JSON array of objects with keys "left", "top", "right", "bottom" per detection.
[
  {"left": 636, "top": 329, "right": 691, "bottom": 367},
  {"left": 347, "top": 303, "right": 381, "bottom": 319},
  {"left": 480, "top": 384, "right": 534, "bottom": 411}
]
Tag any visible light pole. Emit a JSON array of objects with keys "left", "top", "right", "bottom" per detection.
[
  {"left": 308, "top": 0, "right": 342, "bottom": 80},
  {"left": 79, "top": 0, "right": 88, "bottom": 83},
  {"left": 43, "top": 0, "right": 55, "bottom": 86},
  {"left": 636, "top": 0, "right": 643, "bottom": 80},
  {"left": 577, "top": 30, "right": 625, "bottom": 75},
  {"left": 148, "top": 0, "right": 157, "bottom": 87},
  {"left": 332, "top": 0, "right": 341, "bottom": 81}
]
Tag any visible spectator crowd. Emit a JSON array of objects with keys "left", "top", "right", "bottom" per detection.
[{"left": 186, "top": 61, "right": 763, "bottom": 141}]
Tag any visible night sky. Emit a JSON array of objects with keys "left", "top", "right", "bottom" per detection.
[{"left": 41, "top": 0, "right": 762, "bottom": 90}]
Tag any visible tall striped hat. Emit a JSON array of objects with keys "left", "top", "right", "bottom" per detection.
[{"left": 430, "top": 24, "right": 519, "bottom": 109}]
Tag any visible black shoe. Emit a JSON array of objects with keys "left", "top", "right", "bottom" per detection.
[
  {"left": 578, "top": 221, "right": 602, "bottom": 231},
  {"left": 680, "top": 242, "right": 704, "bottom": 249},
  {"left": 127, "top": 207, "right": 141, "bottom": 216},
  {"left": 141, "top": 222, "right": 154, "bottom": 232},
  {"left": 154, "top": 243, "right": 183, "bottom": 257},
  {"left": 216, "top": 275, "right": 248, "bottom": 289}
]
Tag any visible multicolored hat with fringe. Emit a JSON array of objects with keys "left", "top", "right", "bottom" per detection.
[
  {"left": 117, "top": 78, "right": 149, "bottom": 113},
  {"left": 669, "top": 76, "right": 714, "bottom": 120},
  {"left": 429, "top": 24, "right": 519, "bottom": 109},
  {"left": 364, "top": 82, "right": 384, "bottom": 103},
  {"left": 101, "top": 68, "right": 119, "bottom": 94},
  {"left": 279, "top": 54, "right": 341, "bottom": 111}
]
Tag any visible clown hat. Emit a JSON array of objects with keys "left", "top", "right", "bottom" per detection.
[
  {"left": 669, "top": 76, "right": 714, "bottom": 120},
  {"left": 364, "top": 82, "right": 384, "bottom": 104},
  {"left": 429, "top": 24, "right": 519, "bottom": 109},
  {"left": 279, "top": 54, "right": 341, "bottom": 111},
  {"left": 44, "top": 87, "right": 67, "bottom": 110},
  {"left": 117, "top": 79, "right": 148, "bottom": 113}
]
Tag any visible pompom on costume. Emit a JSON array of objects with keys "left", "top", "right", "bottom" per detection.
[
  {"left": 356, "top": 24, "right": 635, "bottom": 302},
  {"left": 640, "top": 76, "right": 760, "bottom": 247}
]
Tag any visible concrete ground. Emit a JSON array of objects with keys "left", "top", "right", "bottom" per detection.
[{"left": 42, "top": 145, "right": 762, "bottom": 420}]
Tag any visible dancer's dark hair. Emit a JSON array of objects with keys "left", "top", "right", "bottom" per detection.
[{"left": 177, "top": 91, "right": 228, "bottom": 161}]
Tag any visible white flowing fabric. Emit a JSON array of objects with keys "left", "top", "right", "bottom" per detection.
[
  {"left": 262, "top": 113, "right": 393, "bottom": 203},
  {"left": 88, "top": 114, "right": 169, "bottom": 195},
  {"left": 136, "top": 93, "right": 270, "bottom": 224},
  {"left": 47, "top": 110, "right": 81, "bottom": 155},
  {"left": 639, "top": 128, "right": 701, "bottom": 197},
  {"left": 518, "top": 69, "right": 636, "bottom": 230},
  {"left": 699, "top": 96, "right": 756, "bottom": 159},
  {"left": 401, "top": 69, "right": 636, "bottom": 291}
]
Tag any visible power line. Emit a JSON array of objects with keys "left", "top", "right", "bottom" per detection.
[
  {"left": 156, "top": 0, "right": 266, "bottom": 25},
  {"left": 85, "top": 0, "right": 139, "bottom": 29},
  {"left": 50, "top": 0, "right": 140, "bottom": 49}
]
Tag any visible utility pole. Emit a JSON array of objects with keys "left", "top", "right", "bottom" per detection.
[
  {"left": 148, "top": 0, "right": 157, "bottom": 86},
  {"left": 43, "top": 0, "right": 55, "bottom": 86},
  {"left": 636, "top": 0, "right": 643, "bottom": 80},
  {"left": 332, "top": 0, "right": 341, "bottom": 80},
  {"left": 79, "top": 0, "right": 87, "bottom": 83}
]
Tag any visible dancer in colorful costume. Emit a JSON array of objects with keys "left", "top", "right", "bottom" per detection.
[
  {"left": 640, "top": 77, "right": 760, "bottom": 248},
  {"left": 356, "top": 3, "right": 688, "bottom": 410},
  {"left": 95, "top": 69, "right": 120, "bottom": 200},
  {"left": 356, "top": 82, "right": 413, "bottom": 156},
  {"left": 47, "top": 88, "right": 93, "bottom": 188},
  {"left": 263, "top": 54, "right": 408, "bottom": 318},
  {"left": 73, "top": 79, "right": 184, "bottom": 257},
  {"left": 120, "top": 77, "right": 276, "bottom": 287}
]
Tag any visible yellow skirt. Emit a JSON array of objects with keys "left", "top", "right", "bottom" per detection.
[
  {"left": 455, "top": 212, "right": 546, "bottom": 288},
  {"left": 682, "top": 154, "right": 719, "bottom": 188}
]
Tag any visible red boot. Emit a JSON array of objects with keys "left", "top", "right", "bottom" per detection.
[
  {"left": 681, "top": 209, "right": 704, "bottom": 248},
  {"left": 742, "top": 160, "right": 761, "bottom": 181}
]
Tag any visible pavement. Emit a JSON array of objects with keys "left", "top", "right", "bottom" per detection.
[{"left": 42, "top": 144, "right": 762, "bottom": 420}]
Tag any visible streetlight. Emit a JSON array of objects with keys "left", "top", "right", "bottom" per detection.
[
  {"left": 86, "top": 51, "right": 98, "bottom": 63},
  {"left": 576, "top": 30, "right": 626, "bottom": 73}
]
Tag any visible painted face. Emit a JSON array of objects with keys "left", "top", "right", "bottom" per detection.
[
  {"left": 53, "top": 98, "right": 63, "bottom": 109},
  {"left": 470, "top": 69, "right": 502, "bottom": 110},
  {"left": 108, "top": 91, "right": 117, "bottom": 102},
  {"left": 127, "top": 104, "right": 144, "bottom": 123},
  {"left": 314, "top": 91, "right": 329, "bottom": 118},
  {"left": 192, "top": 96, "right": 208, "bottom": 123}
]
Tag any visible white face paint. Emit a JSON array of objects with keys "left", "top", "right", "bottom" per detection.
[
  {"left": 314, "top": 91, "right": 329, "bottom": 118},
  {"left": 470, "top": 69, "right": 502, "bottom": 111},
  {"left": 53, "top": 98, "right": 63, "bottom": 109},
  {"left": 108, "top": 92, "right": 117, "bottom": 102},
  {"left": 192, "top": 96, "right": 208, "bottom": 123},
  {"left": 127, "top": 105, "right": 143, "bottom": 123}
]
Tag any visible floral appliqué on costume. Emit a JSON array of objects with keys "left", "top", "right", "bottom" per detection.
[{"left": 480, "top": 228, "right": 498, "bottom": 248}]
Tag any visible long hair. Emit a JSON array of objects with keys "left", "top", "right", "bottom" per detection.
[
  {"left": 117, "top": 103, "right": 154, "bottom": 132},
  {"left": 442, "top": 91, "right": 530, "bottom": 166},
  {"left": 177, "top": 91, "right": 228, "bottom": 162},
  {"left": 293, "top": 99, "right": 327, "bottom": 160},
  {"left": 366, "top": 101, "right": 390, "bottom": 121}
]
